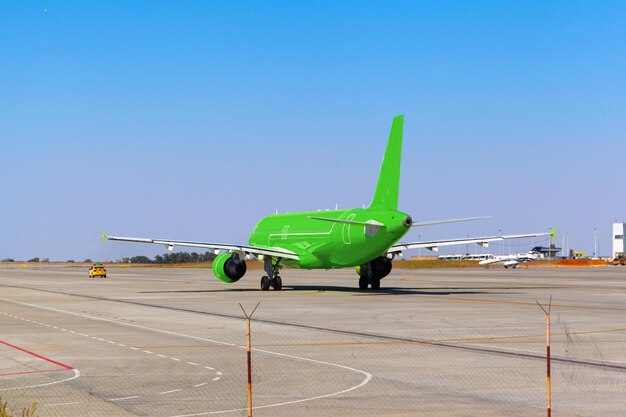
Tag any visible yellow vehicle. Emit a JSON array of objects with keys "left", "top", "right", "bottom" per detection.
[{"left": 89, "top": 263, "right": 107, "bottom": 278}]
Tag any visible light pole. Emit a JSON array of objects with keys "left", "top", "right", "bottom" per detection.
[
  {"left": 418, "top": 234, "right": 421, "bottom": 258},
  {"left": 508, "top": 230, "right": 511, "bottom": 254},
  {"left": 548, "top": 227, "right": 553, "bottom": 259},
  {"left": 594, "top": 228, "right": 598, "bottom": 258},
  {"left": 498, "top": 229, "right": 502, "bottom": 255}
]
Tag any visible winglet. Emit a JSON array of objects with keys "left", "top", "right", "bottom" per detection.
[
  {"left": 102, "top": 230, "right": 107, "bottom": 242},
  {"left": 370, "top": 115, "right": 404, "bottom": 211},
  {"left": 550, "top": 227, "right": 556, "bottom": 241}
]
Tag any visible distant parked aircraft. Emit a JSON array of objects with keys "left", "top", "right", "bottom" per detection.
[
  {"left": 479, "top": 251, "right": 541, "bottom": 268},
  {"left": 107, "top": 115, "right": 549, "bottom": 290}
]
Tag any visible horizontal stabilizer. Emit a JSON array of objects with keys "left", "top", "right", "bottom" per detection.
[{"left": 308, "top": 216, "right": 385, "bottom": 227}]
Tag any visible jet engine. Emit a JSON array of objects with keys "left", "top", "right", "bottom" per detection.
[
  {"left": 212, "top": 253, "right": 247, "bottom": 283},
  {"left": 356, "top": 256, "right": 392, "bottom": 279}
]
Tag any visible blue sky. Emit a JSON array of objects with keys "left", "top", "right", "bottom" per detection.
[{"left": 1, "top": 1, "right": 624, "bottom": 261}]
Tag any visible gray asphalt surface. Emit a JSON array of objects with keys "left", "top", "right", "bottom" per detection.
[{"left": 1, "top": 265, "right": 626, "bottom": 416}]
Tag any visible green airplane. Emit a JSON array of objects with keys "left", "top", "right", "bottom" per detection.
[{"left": 107, "top": 115, "right": 548, "bottom": 290}]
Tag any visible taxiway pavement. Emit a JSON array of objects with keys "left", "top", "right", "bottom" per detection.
[{"left": 1, "top": 266, "right": 626, "bottom": 416}]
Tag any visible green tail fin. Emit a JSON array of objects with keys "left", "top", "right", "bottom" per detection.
[{"left": 370, "top": 115, "right": 404, "bottom": 211}]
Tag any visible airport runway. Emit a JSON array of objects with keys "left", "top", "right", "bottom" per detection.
[{"left": 1, "top": 266, "right": 626, "bottom": 416}]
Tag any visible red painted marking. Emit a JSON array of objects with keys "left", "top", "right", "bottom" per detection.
[
  {"left": 0, "top": 340, "right": 74, "bottom": 375},
  {"left": 0, "top": 368, "right": 72, "bottom": 377}
]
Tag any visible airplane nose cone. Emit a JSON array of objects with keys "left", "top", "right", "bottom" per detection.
[{"left": 402, "top": 216, "right": 412, "bottom": 228}]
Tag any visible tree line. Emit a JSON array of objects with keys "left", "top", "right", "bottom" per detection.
[
  {"left": 121, "top": 251, "right": 217, "bottom": 264},
  {"left": 2, "top": 252, "right": 217, "bottom": 264}
]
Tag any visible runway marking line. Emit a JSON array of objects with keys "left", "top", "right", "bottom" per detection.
[
  {"left": 2, "top": 309, "right": 223, "bottom": 390},
  {"left": 1, "top": 298, "right": 373, "bottom": 416},
  {"left": 0, "top": 339, "right": 74, "bottom": 377},
  {"left": 160, "top": 389, "right": 182, "bottom": 395},
  {"left": 109, "top": 395, "right": 139, "bottom": 401}
]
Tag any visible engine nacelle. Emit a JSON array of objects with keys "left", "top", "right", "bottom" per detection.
[
  {"left": 212, "top": 253, "right": 247, "bottom": 283},
  {"left": 355, "top": 256, "right": 392, "bottom": 279}
]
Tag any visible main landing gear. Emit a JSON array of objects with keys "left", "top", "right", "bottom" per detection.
[
  {"left": 358, "top": 269, "right": 380, "bottom": 290},
  {"left": 357, "top": 257, "right": 392, "bottom": 290},
  {"left": 261, "top": 257, "right": 282, "bottom": 291}
]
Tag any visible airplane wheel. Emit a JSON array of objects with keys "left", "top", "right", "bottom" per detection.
[
  {"left": 261, "top": 276, "right": 271, "bottom": 291},
  {"left": 271, "top": 276, "right": 282, "bottom": 291},
  {"left": 358, "top": 275, "right": 368, "bottom": 290},
  {"left": 370, "top": 277, "right": 380, "bottom": 290}
]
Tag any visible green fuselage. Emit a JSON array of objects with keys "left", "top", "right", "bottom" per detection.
[{"left": 248, "top": 208, "right": 412, "bottom": 269}]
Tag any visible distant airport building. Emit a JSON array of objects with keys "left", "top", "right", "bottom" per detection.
[
  {"left": 613, "top": 221, "right": 625, "bottom": 258},
  {"left": 531, "top": 245, "right": 561, "bottom": 259}
]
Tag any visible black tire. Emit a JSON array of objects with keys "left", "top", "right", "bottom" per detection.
[
  {"left": 370, "top": 276, "right": 381, "bottom": 290},
  {"left": 261, "top": 276, "right": 271, "bottom": 291},
  {"left": 358, "top": 275, "right": 369, "bottom": 290},
  {"left": 271, "top": 275, "right": 282, "bottom": 291}
]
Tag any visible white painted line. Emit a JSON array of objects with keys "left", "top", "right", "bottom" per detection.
[
  {"left": 193, "top": 382, "right": 208, "bottom": 388},
  {"left": 60, "top": 328, "right": 66, "bottom": 331},
  {"left": 204, "top": 366, "right": 214, "bottom": 370},
  {"left": 44, "top": 401, "right": 83, "bottom": 407},
  {"left": 107, "top": 340, "right": 116, "bottom": 344},
  {"left": 118, "top": 343, "right": 126, "bottom": 347},
  {"left": 130, "top": 347, "right": 139, "bottom": 350},
  {"left": 212, "top": 377, "right": 221, "bottom": 382},
  {"left": 0, "top": 298, "right": 373, "bottom": 416},
  {"left": 159, "top": 389, "right": 182, "bottom": 395},
  {"left": 0, "top": 369, "right": 81, "bottom": 392},
  {"left": 157, "top": 354, "right": 167, "bottom": 358},
  {"left": 143, "top": 350, "right": 153, "bottom": 354},
  {"left": 69, "top": 330, "right": 76, "bottom": 334},
  {"left": 109, "top": 396, "right": 139, "bottom": 401},
  {"left": 186, "top": 361, "right": 199, "bottom": 366},
  {"left": 216, "top": 371, "right": 222, "bottom": 376},
  {"left": 170, "top": 357, "right": 181, "bottom": 361}
]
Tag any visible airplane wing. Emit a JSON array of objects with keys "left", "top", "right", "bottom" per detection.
[
  {"left": 105, "top": 235, "right": 300, "bottom": 260},
  {"left": 411, "top": 216, "right": 490, "bottom": 227},
  {"left": 387, "top": 232, "right": 550, "bottom": 254}
]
